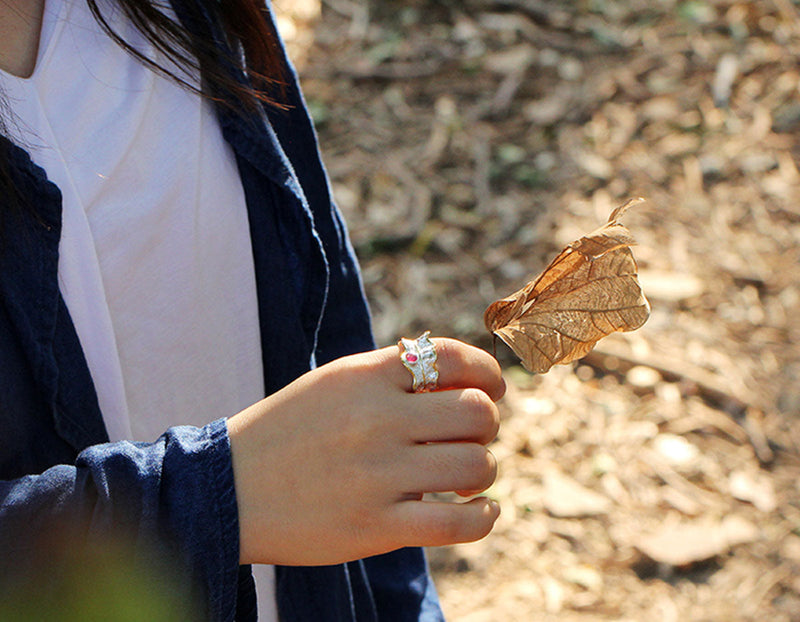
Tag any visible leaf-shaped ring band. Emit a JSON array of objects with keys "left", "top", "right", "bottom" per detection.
[{"left": 398, "top": 331, "right": 439, "bottom": 393}]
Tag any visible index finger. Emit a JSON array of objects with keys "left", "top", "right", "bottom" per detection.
[{"left": 382, "top": 336, "right": 505, "bottom": 401}]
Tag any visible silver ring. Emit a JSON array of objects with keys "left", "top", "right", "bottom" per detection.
[{"left": 398, "top": 331, "right": 439, "bottom": 393}]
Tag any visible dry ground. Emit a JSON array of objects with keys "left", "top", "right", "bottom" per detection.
[{"left": 278, "top": 1, "right": 800, "bottom": 619}]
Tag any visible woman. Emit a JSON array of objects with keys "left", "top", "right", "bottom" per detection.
[{"left": 0, "top": 0, "right": 504, "bottom": 619}]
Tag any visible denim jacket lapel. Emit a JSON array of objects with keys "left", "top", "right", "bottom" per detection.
[{"left": 0, "top": 138, "right": 107, "bottom": 455}]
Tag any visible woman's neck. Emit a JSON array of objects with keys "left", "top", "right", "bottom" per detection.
[{"left": 0, "top": 0, "right": 46, "bottom": 77}]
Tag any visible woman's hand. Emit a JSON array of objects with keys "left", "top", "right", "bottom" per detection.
[{"left": 227, "top": 337, "right": 505, "bottom": 566}]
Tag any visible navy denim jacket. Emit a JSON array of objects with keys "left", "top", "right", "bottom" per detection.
[{"left": 0, "top": 2, "right": 444, "bottom": 620}]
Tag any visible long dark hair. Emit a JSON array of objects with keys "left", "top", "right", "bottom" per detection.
[
  {"left": 87, "top": 0, "right": 287, "bottom": 108},
  {"left": 0, "top": 0, "right": 286, "bottom": 224}
]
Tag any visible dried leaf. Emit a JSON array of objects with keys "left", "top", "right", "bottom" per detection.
[
  {"left": 635, "top": 516, "right": 760, "bottom": 566},
  {"left": 543, "top": 469, "right": 611, "bottom": 518},
  {"left": 729, "top": 470, "right": 777, "bottom": 513},
  {"left": 484, "top": 198, "right": 650, "bottom": 373}
]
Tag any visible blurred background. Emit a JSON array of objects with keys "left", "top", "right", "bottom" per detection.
[{"left": 276, "top": 1, "right": 800, "bottom": 619}]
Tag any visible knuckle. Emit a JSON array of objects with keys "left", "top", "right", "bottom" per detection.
[
  {"left": 430, "top": 341, "right": 454, "bottom": 383},
  {"left": 459, "top": 389, "right": 500, "bottom": 440},
  {"left": 461, "top": 445, "right": 497, "bottom": 490},
  {"left": 435, "top": 338, "right": 470, "bottom": 371},
  {"left": 434, "top": 338, "right": 505, "bottom": 401},
  {"left": 460, "top": 386, "right": 491, "bottom": 408},
  {"left": 427, "top": 511, "right": 464, "bottom": 544}
]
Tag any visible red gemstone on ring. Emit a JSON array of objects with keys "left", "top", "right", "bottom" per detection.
[{"left": 405, "top": 353, "right": 418, "bottom": 363}]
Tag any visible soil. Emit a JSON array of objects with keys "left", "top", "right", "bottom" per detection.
[{"left": 277, "top": 1, "right": 800, "bottom": 619}]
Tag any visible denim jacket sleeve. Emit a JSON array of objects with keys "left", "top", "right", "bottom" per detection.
[{"left": 0, "top": 419, "right": 241, "bottom": 621}]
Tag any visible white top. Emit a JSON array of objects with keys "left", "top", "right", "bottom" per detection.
[{"left": 0, "top": 0, "right": 276, "bottom": 617}]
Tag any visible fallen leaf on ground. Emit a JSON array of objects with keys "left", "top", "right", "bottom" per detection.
[
  {"left": 543, "top": 469, "right": 611, "bottom": 518},
  {"left": 635, "top": 516, "right": 760, "bottom": 566}
]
